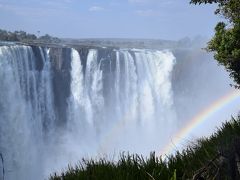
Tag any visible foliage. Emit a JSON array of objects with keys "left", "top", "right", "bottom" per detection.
[
  {"left": 38, "top": 34, "right": 61, "bottom": 43},
  {"left": 0, "top": 29, "right": 61, "bottom": 44},
  {"left": 190, "top": 0, "right": 240, "bottom": 88},
  {"left": 50, "top": 117, "right": 240, "bottom": 180},
  {"left": 0, "top": 29, "right": 37, "bottom": 42}
]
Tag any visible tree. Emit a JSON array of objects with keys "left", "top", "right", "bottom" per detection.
[
  {"left": 38, "top": 34, "right": 61, "bottom": 43},
  {"left": 190, "top": 0, "right": 240, "bottom": 88}
]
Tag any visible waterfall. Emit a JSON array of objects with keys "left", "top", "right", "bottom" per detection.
[
  {"left": 0, "top": 45, "right": 56, "bottom": 180},
  {"left": 0, "top": 45, "right": 176, "bottom": 179},
  {"left": 95, "top": 49, "right": 176, "bottom": 154},
  {"left": 68, "top": 48, "right": 84, "bottom": 129},
  {"left": 84, "top": 49, "right": 104, "bottom": 127}
]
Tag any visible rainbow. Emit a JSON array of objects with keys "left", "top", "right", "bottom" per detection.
[
  {"left": 97, "top": 89, "right": 240, "bottom": 156},
  {"left": 159, "top": 89, "right": 240, "bottom": 156}
]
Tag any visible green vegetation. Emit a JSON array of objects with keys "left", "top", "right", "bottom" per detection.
[
  {"left": 37, "top": 34, "right": 61, "bottom": 43},
  {"left": 0, "top": 29, "right": 37, "bottom": 42},
  {"left": 0, "top": 29, "right": 61, "bottom": 44},
  {"left": 190, "top": 0, "right": 240, "bottom": 88},
  {"left": 50, "top": 117, "right": 240, "bottom": 180}
]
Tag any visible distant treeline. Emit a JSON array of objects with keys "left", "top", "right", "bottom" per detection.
[{"left": 0, "top": 29, "right": 61, "bottom": 43}]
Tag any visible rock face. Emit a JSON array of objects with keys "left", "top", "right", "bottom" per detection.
[
  {"left": 47, "top": 46, "right": 119, "bottom": 126},
  {"left": 49, "top": 47, "right": 72, "bottom": 125}
]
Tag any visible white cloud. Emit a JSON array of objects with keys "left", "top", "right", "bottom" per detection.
[
  {"left": 89, "top": 6, "right": 105, "bottom": 12},
  {"left": 135, "top": 9, "right": 159, "bottom": 17},
  {"left": 129, "top": 0, "right": 154, "bottom": 4},
  {"left": 129, "top": 0, "right": 174, "bottom": 6}
]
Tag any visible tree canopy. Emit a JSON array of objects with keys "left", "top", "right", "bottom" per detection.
[
  {"left": 190, "top": 0, "right": 240, "bottom": 88},
  {"left": 0, "top": 29, "right": 61, "bottom": 44},
  {"left": 0, "top": 29, "right": 37, "bottom": 42}
]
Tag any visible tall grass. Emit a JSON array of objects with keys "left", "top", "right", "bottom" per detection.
[{"left": 50, "top": 117, "right": 240, "bottom": 180}]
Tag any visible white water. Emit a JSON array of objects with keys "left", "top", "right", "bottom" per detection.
[
  {"left": 103, "top": 49, "right": 176, "bottom": 154},
  {"left": 0, "top": 45, "right": 55, "bottom": 180},
  {"left": 0, "top": 45, "right": 236, "bottom": 179}
]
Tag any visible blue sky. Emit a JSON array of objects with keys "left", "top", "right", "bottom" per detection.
[{"left": 0, "top": 0, "right": 220, "bottom": 40}]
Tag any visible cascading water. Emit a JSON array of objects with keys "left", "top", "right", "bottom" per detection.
[
  {"left": 0, "top": 44, "right": 234, "bottom": 179},
  {"left": 0, "top": 45, "right": 55, "bottom": 180}
]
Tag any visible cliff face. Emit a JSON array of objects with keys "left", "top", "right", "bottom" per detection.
[
  {"left": 46, "top": 46, "right": 119, "bottom": 126},
  {"left": 49, "top": 47, "right": 72, "bottom": 125},
  {"left": 0, "top": 43, "right": 228, "bottom": 127},
  {"left": 0, "top": 43, "right": 230, "bottom": 128}
]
